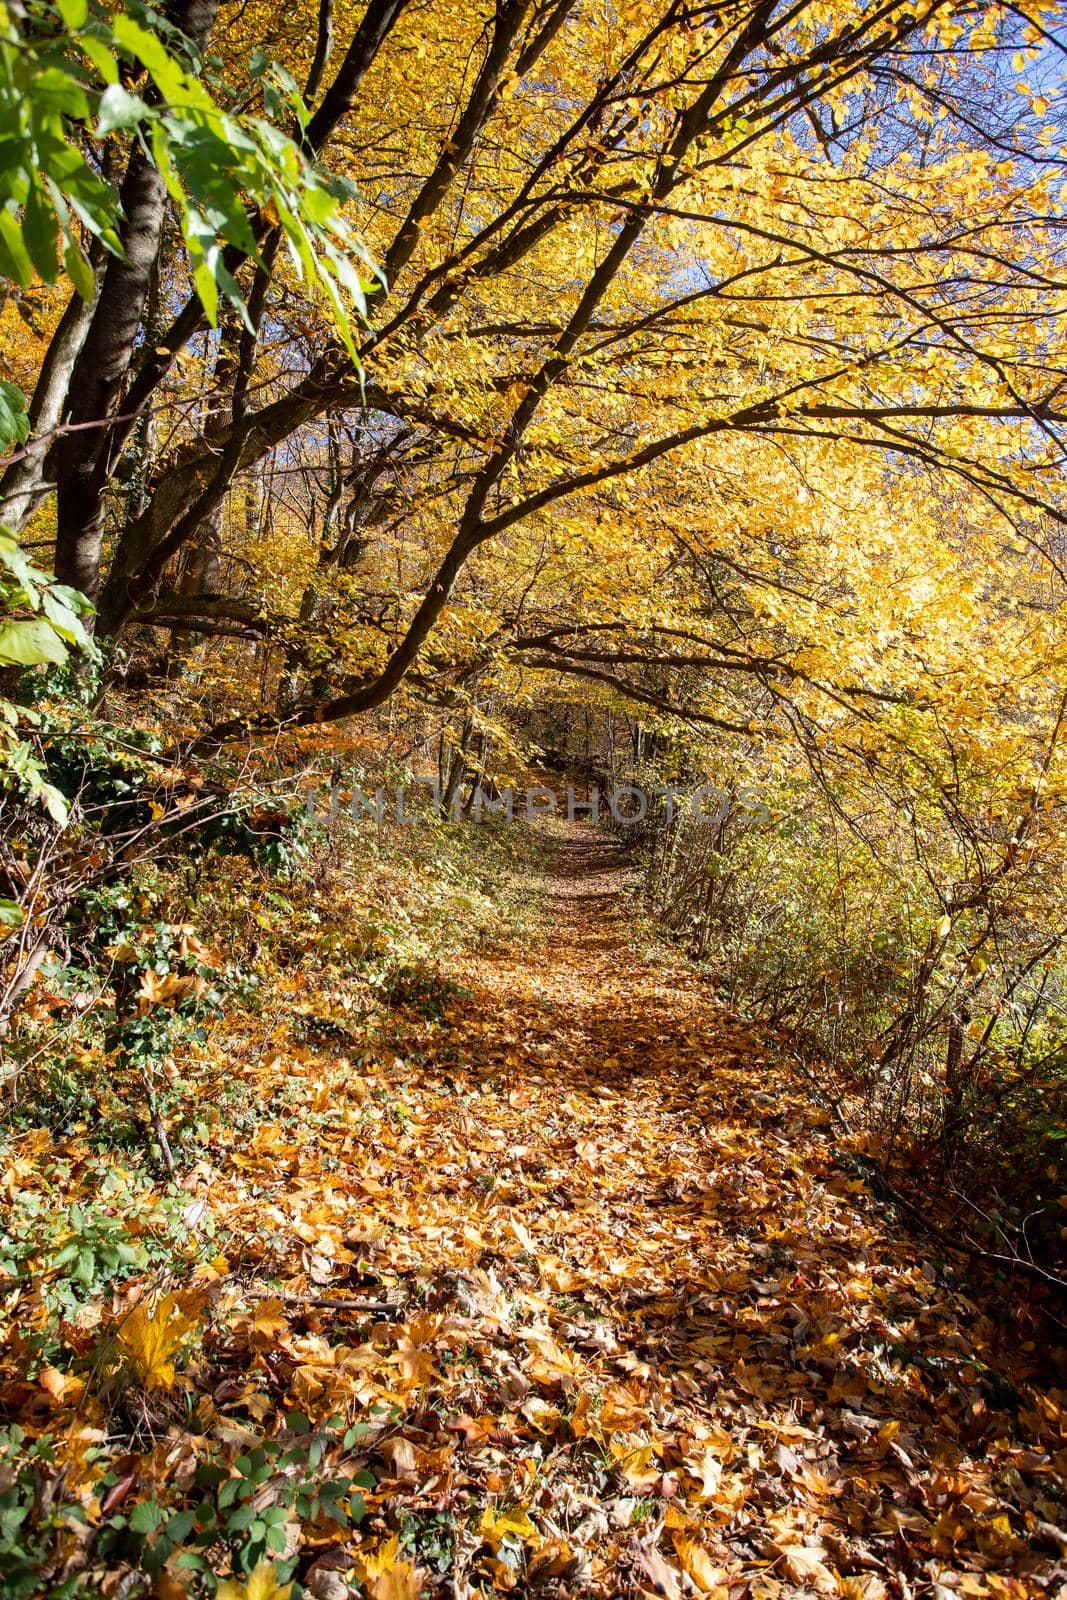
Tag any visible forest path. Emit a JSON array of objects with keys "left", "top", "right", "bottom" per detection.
[{"left": 252, "top": 821, "right": 1067, "bottom": 1596}]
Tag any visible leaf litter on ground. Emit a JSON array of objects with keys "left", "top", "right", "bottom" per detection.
[{"left": 2, "top": 822, "right": 1067, "bottom": 1597}]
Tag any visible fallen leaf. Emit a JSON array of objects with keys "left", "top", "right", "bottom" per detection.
[
  {"left": 116, "top": 1294, "right": 198, "bottom": 1390},
  {"left": 216, "top": 1560, "right": 292, "bottom": 1600}
]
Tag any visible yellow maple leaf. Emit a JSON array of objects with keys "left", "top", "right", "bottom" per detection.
[
  {"left": 116, "top": 1293, "right": 198, "bottom": 1390},
  {"left": 216, "top": 1562, "right": 292, "bottom": 1600},
  {"left": 672, "top": 1534, "right": 726, "bottom": 1595},
  {"left": 479, "top": 1505, "right": 540, "bottom": 1550},
  {"left": 249, "top": 1296, "right": 289, "bottom": 1349},
  {"left": 393, "top": 1336, "right": 436, "bottom": 1389},
  {"left": 137, "top": 969, "right": 208, "bottom": 1009},
  {"left": 609, "top": 1439, "right": 660, "bottom": 1488},
  {"left": 357, "top": 1535, "right": 423, "bottom": 1599}
]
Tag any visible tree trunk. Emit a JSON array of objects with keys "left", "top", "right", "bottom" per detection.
[
  {"left": 0, "top": 256, "right": 104, "bottom": 531},
  {"left": 441, "top": 715, "right": 473, "bottom": 816},
  {"left": 52, "top": 0, "right": 219, "bottom": 599}
]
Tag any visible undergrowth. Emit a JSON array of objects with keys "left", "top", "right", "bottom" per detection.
[{"left": 0, "top": 719, "right": 551, "bottom": 1596}]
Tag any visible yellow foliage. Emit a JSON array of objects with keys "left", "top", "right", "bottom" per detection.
[
  {"left": 116, "top": 1293, "right": 199, "bottom": 1390},
  {"left": 216, "top": 1563, "right": 292, "bottom": 1600}
]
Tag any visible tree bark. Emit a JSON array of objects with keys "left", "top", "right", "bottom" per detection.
[
  {"left": 0, "top": 255, "right": 104, "bottom": 532},
  {"left": 51, "top": 0, "right": 219, "bottom": 598}
]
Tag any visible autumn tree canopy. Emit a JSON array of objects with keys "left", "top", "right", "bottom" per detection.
[{"left": 2, "top": 0, "right": 1063, "bottom": 756}]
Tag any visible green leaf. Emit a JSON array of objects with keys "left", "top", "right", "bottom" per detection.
[
  {"left": 63, "top": 237, "right": 96, "bottom": 301},
  {"left": 190, "top": 255, "right": 219, "bottom": 326},
  {"left": 0, "top": 532, "right": 50, "bottom": 595},
  {"left": 0, "top": 382, "right": 29, "bottom": 451},
  {"left": 128, "top": 1500, "right": 165, "bottom": 1535},
  {"left": 27, "top": 66, "right": 91, "bottom": 121},
  {"left": 80, "top": 33, "right": 120, "bottom": 85},
  {"left": 49, "top": 583, "right": 96, "bottom": 617},
  {"left": 42, "top": 589, "right": 92, "bottom": 649},
  {"left": 0, "top": 618, "right": 69, "bottom": 667},
  {"left": 97, "top": 84, "right": 152, "bottom": 136},
  {"left": 23, "top": 182, "right": 59, "bottom": 283},
  {"left": 112, "top": 14, "right": 186, "bottom": 100},
  {"left": 0, "top": 898, "right": 24, "bottom": 929},
  {"left": 0, "top": 207, "right": 34, "bottom": 286},
  {"left": 56, "top": 0, "right": 89, "bottom": 26},
  {"left": 0, "top": 3, "right": 373, "bottom": 365},
  {"left": 165, "top": 1509, "right": 196, "bottom": 1542}
]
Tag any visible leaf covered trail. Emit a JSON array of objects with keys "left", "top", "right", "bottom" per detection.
[{"left": 234, "top": 823, "right": 1067, "bottom": 1597}]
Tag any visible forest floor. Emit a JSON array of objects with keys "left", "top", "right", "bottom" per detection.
[{"left": 5, "top": 819, "right": 1067, "bottom": 1598}]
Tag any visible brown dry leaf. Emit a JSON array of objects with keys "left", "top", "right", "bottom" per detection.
[
  {"left": 598, "top": 1386, "right": 647, "bottom": 1433},
  {"left": 393, "top": 1336, "right": 437, "bottom": 1388},
  {"left": 13, "top": 776, "right": 1067, "bottom": 1600},
  {"left": 479, "top": 1504, "right": 540, "bottom": 1550},
  {"left": 772, "top": 1542, "right": 838, "bottom": 1594},
  {"left": 137, "top": 969, "right": 208, "bottom": 1009},
  {"left": 379, "top": 1435, "right": 420, "bottom": 1479},
  {"left": 611, "top": 1439, "right": 661, "bottom": 1489},
  {"left": 39, "top": 1365, "right": 84, "bottom": 1404},
  {"left": 540, "top": 1257, "right": 586, "bottom": 1293},
  {"left": 634, "top": 1542, "right": 683, "bottom": 1599}
]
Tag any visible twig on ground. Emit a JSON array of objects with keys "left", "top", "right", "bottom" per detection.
[{"left": 246, "top": 1289, "right": 404, "bottom": 1316}]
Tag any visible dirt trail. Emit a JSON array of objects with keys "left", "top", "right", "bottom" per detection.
[{"left": 249, "top": 823, "right": 1067, "bottom": 1596}]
